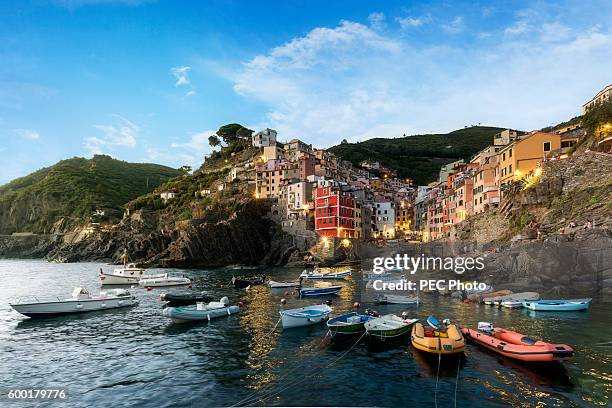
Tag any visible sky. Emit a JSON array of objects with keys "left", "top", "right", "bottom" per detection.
[{"left": 1, "top": 0, "right": 611, "bottom": 184}]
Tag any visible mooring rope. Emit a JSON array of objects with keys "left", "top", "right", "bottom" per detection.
[
  {"left": 434, "top": 350, "right": 441, "bottom": 408},
  {"left": 232, "top": 331, "right": 365, "bottom": 407},
  {"left": 454, "top": 354, "right": 461, "bottom": 408},
  {"left": 229, "top": 331, "right": 331, "bottom": 407}
]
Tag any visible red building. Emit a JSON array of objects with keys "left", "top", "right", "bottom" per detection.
[{"left": 314, "top": 186, "right": 356, "bottom": 238}]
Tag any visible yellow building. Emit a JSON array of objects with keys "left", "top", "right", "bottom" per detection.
[{"left": 498, "top": 131, "right": 560, "bottom": 186}]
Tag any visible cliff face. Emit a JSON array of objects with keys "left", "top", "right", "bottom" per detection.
[{"left": 37, "top": 199, "right": 293, "bottom": 267}]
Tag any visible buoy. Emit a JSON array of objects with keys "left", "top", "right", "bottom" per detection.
[
  {"left": 220, "top": 284, "right": 224, "bottom": 288},
  {"left": 281, "top": 298, "right": 287, "bottom": 305},
  {"left": 188, "top": 284, "right": 192, "bottom": 289},
  {"left": 238, "top": 301, "right": 244, "bottom": 308},
  {"left": 353, "top": 302, "right": 360, "bottom": 310},
  {"left": 146, "top": 287, "right": 152, "bottom": 291},
  {"left": 463, "top": 299, "right": 470, "bottom": 304}
]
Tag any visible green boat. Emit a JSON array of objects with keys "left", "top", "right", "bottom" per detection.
[
  {"left": 364, "top": 314, "right": 417, "bottom": 339},
  {"left": 326, "top": 312, "right": 374, "bottom": 335}
]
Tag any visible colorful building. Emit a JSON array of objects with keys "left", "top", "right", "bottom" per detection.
[{"left": 314, "top": 186, "right": 356, "bottom": 238}]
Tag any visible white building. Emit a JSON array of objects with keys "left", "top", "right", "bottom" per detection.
[
  {"left": 583, "top": 84, "right": 612, "bottom": 113},
  {"left": 160, "top": 190, "right": 177, "bottom": 203},
  {"left": 252, "top": 128, "right": 278, "bottom": 148},
  {"left": 373, "top": 202, "right": 395, "bottom": 239},
  {"left": 285, "top": 181, "right": 313, "bottom": 219}
]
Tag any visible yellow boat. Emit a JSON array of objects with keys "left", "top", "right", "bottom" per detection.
[{"left": 411, "top": 317, "right": 465, "bottom": 355}]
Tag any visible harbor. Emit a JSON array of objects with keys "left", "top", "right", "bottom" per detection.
[{"left": 0, "top": 259, "right": 610, "bottom": 407}]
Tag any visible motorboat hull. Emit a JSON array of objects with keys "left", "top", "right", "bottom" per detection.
[
  {"left": 268, "top": 280, "right": 300, "bottom": 288},
  {"left": 160, "top": 291, "right": 213, "bottom": 306},
  {"left": 365, "top": 315, "right": 416, "bottom": 339},
  {"left": 462, "top": 327, "right": 574, "bottom": 362},
  {"left": 377, "top": 294, "right": 419, "bottom": 305},
  {"left": 10, "top": 296, "right": 137, "bottom": 318},
  {"left": 162, "top": 305, "right": 240, "bottom": 323},
  {"left": 139, "top": 277, "right": 191, "bottom": 287},
  {"left": 280, "top": 304, "right": 332, "bottom": 329},
  {"left": 232, "top": 276, "right": 265, "bottom": 288}
]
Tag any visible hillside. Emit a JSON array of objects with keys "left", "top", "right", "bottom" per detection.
[
  {"left": 329, "top": 126, "right": 505, "bottom": 184},
  {"left": 0, "top": 155, "right": 181, "bottom": 235}
]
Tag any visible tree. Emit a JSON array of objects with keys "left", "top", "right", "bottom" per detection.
[
  {"left": 582, "top": 99, "right": 612, "bottom": 141},
  {"left": 178, "top": 165, "right": 192, "bottom": 175},
  {"left": 216, "top": 123, "right": 253, "bottom": 145},
  {"left": 208, "top": 135, "right": 221, "bottom": 147},
  {"left": 341, "top": 139, "right": 348, "bottom": 144}
]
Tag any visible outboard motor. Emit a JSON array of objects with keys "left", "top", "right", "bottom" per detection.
[{"left": 478, "top": 321, "right": 494, "bottom": 333}]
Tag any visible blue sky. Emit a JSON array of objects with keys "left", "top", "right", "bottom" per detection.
[{"left": 1, "top": 0, "right": 611, "bottom": 183}]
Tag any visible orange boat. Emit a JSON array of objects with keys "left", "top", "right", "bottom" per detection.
[
  {"left": 462, "top": 326, "right": 574, "bottom": 362},
  {"left": 411, "top": 317, "right": 465, "bottom": 355}
]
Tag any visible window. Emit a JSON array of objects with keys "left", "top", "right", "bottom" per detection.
[
  {"left": 509, "top": 148, "right": 513, "bottom": 158},
  {"left": 502, "top": 152, "right": 506, "bottom": 161},
  {"left": 543, "top": 142, "right": 551, "bottom": 152},
  {"left": 509, "top": 164, "right": 513, "bottom": 174}
]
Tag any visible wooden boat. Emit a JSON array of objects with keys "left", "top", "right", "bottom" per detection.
[
  {"left": 160, "top": 291, "right": 212, "bottom": 306},
  {"left": 9, "top": 287, "right": 137, "bottom": 318},
  {"left": 162, "top": 297, "right": 239, "bottom": 323},
  {"left": 99, "top": 264, "right": 166, "bottom": 285},
  {"left": 299, "top": 286, "right": 342, "bottom": 297},
  {"left": 522, "top": 298, "right": 591, "bottom": 311},
  {"left": 139, "top": 274, "right": 191, "bottom": 287},
  {"left": 279, "top": 304, "right": 332, "bottom": 329},
  {"left": 232, "top": 276, "right": 265, "bottom": 288},
  {"left": 300, "top": 268, "right": 351, "bottom": 279},
  {"left": 411, "top": 316, "right": 465, "bottom": 355},
  {"left": 364, "top": 314, "right": 417, "bottom": 339},
  {"left": 268, "top": 280, "right": 300, "bottom": 288},
  {"left": 462, "top": 324, "right": 574, "bottom": 362},
  {"left": 376, "top": 294, "right": 419, "bottom": 305},
  {"left": 327, "top": 312, "right": 374, "bottom": 335}
]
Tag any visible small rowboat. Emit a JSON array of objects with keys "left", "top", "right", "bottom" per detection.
[
  {"left": 162, "top": 297, "right": 240, "bottom": 323},
  {"left": 522, "top": 298, "right": 591, "bottom": 311},
  {"left": 365, "top": 314, "right": 417, "bottom": 339},
  {"left": 411, "top": 316, "right": 465, "bottom": 355},
  {"left": 327, "top": 312, "right": 373, "bottom": 336},
  {"left": 300, "top": 269, "right": 351, "bottom": 279},
  {"left": 139, "top": 274, "right": 191, "bottom": 287},
  {"left": 268, "top": 280, "right": 300, "bottom": 288},
  {"left": 377, "top": 294, "right": 419, "bottom": 305},
  {"left": 280, "top": 304, "right": 332, "bottom": 329},
  {"left": 160, "top": 291, "right": 212, "bottom": 306},
  {"left": 489, "top": 292, "right": 540, "bottom": 306},
  {"left": 299, "top": 286, "right": 342, "bottom": 297},
  {"left": 462, "top": 324, "right": 574, "bottom": 362},
  {"left": 232, "top": 276, "right": 265, "bottom": 289}
]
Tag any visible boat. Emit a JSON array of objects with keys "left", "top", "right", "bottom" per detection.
[
  {"left": 268, "top": 280, "right": 300, "bottom": 288},
  {"left": 232, "top": 276, "right": 265, "bottom": 289},
  {"left": 9, "top": 287, "right": 137, "bottom": 318},
  {"left": 327, "top": 312, "right": 374, "bottom": 336},
  {"left": 279, "top": 304, "right": 332, "bottom": 329},
  {"left": 376, "top": 294, "right": 419, "bottom": 305},
  {"left": 522, "top": 298, "right": 591, "bottom": 311},
  {"left": 99, "top": 264, "right": 166, "bottom": 285},
  {"left": 300, "top": 268, "right": 351, "bottom": 279},
  {"left": 299, "top": 286, "right": 342, "bottom": 297},
  {"left": 411, "top": 316, "right": 465, "bottom": 355},
  {"left": 138, "top": 274, "right": 191, "bottom": 287},
  {"left": 487, "top": 292, "right": 540, "bottom": 307},
  {"left": 160, "top": 291, "right": 212, "bottom": 306},
  {"left": 364, "top": 314, "right": 417, "bottom": 339},
  {"left": 162, "top": 297, "right": 240, "bottom": 323},
  {"left": 462, "top": 323, "right": 574, "bottom": 362}
]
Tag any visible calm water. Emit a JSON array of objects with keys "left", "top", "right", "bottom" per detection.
[{"left": 0, "top": 259, "right": 610, "bottom": 407}]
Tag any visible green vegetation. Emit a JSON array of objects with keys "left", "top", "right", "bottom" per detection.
[
  {"left": 329, "top": 126, "right": 505, "bottom": 184},
  {"left": 582, "top": 99, "right": 612, "bottom": 142},
  {"left": 0, "top": 155, "right": 181, "bottom": 234}
]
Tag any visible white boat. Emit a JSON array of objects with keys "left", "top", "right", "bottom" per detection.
[
  {"left": 364, "top": 314, "right": 417, "bottom": 339},
  {"left": 99, "top": 263, "right": 165, "bottom": 285},
  {"left": 9, "top": 287, "right": 137, "bottom": 318},
  {"left": 377, "top": 294, "right": 419, "bottom": 305},
  {"left": 162, "top": 297, "right": 240, "bottom": 323},
  {"left": 485, "top": 292, "right": 540, "bottom": 307},
  {"left": 139, "top": 274, "right": 191, "bottom": 287},
  {"left": 279, "top": 304, "right": 332, "bottom": 329},
  {"left": 268, "top": 280, "right": 301, "bottom": 288},
  {"left": 300, "top": 268, "right": 351, "bottom": 279}
]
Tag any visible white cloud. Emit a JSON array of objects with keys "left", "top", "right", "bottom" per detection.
[
  {"left": 397, "top": 16, "right": 427, "bottom": 29},
  {"left": 223, "top": 15, "right": 612, "bottom": 148},
  {"left": 84, "top": 114, "right": 139, "bottom": 155},
  {"left": 185, "top": 90, "right": 196, "bottom": 97},
  {"left": 368, "top": 12, "right": 386, "bottom": 30},
  {"left": 167, "top": 130, "right": 216, "bottom": 168},
  {"left": 171, "top": 66, "right": 191, "bottom": 87},
  {"left": 441, "top": 16, "right": 464, "bottom": 34},
  {"left": 14, "top": 128, "right": 40, "bottom": 140}
]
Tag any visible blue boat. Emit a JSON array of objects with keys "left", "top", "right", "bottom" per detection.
[
  {"left": 299, "top": 285, "right": 342, "bottom": 297},
  {"left": 522, "top": 298, "right": 591, "bottom": 311}
]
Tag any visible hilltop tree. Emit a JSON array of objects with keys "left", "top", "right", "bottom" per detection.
[
  {"left": 216, "top": 123, "right": 253, "bottom": 145},
  {"left": 178, "top": 165, "right": 192, "bottom": 175},
  {"left": 208, "top": 135, "right": 221, "bottom": 147}
]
